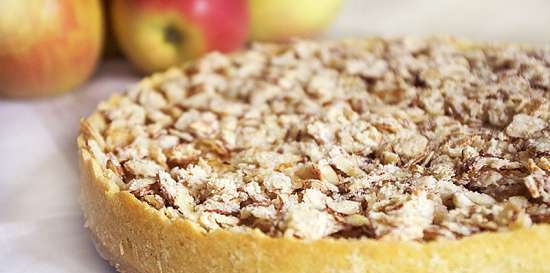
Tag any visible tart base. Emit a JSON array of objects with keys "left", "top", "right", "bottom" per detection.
[{"left": 80, "top": 134, "right": 550, "bottom": 273}]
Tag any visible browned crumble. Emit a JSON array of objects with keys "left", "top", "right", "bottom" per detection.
[{"left": 83, "top": 37, "right": 550, "bottom": 241}]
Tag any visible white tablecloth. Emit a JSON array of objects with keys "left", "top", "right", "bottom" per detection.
[
  {"left": 0, "top": 61, "right": 138, "bottom": 273},
  {"left": 2, "top": 0, "right": 550, "bottom": 272}
]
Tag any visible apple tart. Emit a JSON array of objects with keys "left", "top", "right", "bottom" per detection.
[{"left": 79, "top": 37, "right": 550, "bottom": 273}]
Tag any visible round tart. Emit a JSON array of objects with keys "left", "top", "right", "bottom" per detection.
[{"left": 79, "top": 37, "right": 550, "bottom": 273}]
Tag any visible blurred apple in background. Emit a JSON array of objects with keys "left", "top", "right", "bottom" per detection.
[
  {"left": 0, "top": 0, "right": 103, "bottom": 98},
  {"left": 249, "top": 0, "right": 342, "bottom": 42},
  {"left": 111, "top": 0, "right": 249, "bottom": 74}
]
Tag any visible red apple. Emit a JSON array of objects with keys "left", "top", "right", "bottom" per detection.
[
  {"left": 0, "top": 0, "right": 104, "bottom": 98},
  {"left": 111, "top": 0, "right": 249, "bottom": 74}
]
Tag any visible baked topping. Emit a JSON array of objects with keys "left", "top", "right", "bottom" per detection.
[{"left": 82, "top": 37, "right": 550, "bottom": 241}]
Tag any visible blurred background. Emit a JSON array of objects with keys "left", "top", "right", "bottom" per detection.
[
  {"left": 329, "top": 0, "right": 550, "bottom": 44},
  {"left": 1, "top": 0, "right": 550, "bottom": 272},
  {"left": 2, "top": 0, "right": 550, "bottom": 98}
]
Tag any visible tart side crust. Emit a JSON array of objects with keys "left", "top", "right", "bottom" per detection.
[{"left": 80, "top": 134, "right": 550, "bottom": 273}]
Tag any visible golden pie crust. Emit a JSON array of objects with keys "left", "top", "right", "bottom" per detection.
[{"left": 80, "top": 143, "right": 550, "bottom": 273}]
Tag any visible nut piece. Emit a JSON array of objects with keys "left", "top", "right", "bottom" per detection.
[
  {"left": 158, "top": 171, "right": 195, "bottom": 217},
  {"left": 284, "top": 205, "right": 339, "bottom": 239},
  {"left": 128, "top": 178, "right": 156, "bottom": 195},
  {"left": 241, "top": 204, "right": 277, "bottom": 220},
  {"left": 302, "top": 189, "right": 327, "bottom": 210},
  {"left": 371, "top": 192, "right": 435, "bottom": 241},
  {"left": 124, "top": 159, "right": 163, "bottom": 177},
  {"left": 318, "top": 160, "right": 339, "bottom": 184},
  {"left": 393, "top": 131, "right": 428, "bottom": 158},
  {"left": 327, "top": 199, "right": 361, "bottom": 215},
  {"left": 329, "top": 147, "right": 364, "bottom": 177},
  {"left": 453, "top": 193, "right": 475, "bottom": 208},
  {"left": 263, "top": 172, "right": 292, "bottom": 194},
  {"left": 505, "top": 114, "right": 546, "bottom": 138},
  {"left": 524, "top": 171, "right": 550, "bottom": 203}
]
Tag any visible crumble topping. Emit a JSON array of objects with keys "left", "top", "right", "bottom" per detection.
[{"left": 82, "top": 37, "right": 550, "bottom": 241}]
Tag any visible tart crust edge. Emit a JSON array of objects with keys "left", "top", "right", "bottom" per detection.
[{"left": 79, "top": 121, "right": 550, "bottom": 273}]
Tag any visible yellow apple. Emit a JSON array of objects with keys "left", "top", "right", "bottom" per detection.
[
  {"left": 249, "top": 0, "right": 343, "bottom": 42},
  {"left": 111, "top": 0, "right": 249, "bottom": 74},
  {"left": 0, "top": 0, "right": 104, "bottom": 98}
]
